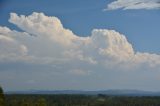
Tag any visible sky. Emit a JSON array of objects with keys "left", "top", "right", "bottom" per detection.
[{"left": 0, "top": 0, "right": 160, "bottom": 91}]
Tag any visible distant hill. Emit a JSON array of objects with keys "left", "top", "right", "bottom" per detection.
[{"left": 5, "top": 89, "right": 160, "bottom": 96}]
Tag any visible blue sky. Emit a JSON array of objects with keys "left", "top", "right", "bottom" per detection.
[{"left": 0, "top": 0, "right": 160, "bottom": 91}]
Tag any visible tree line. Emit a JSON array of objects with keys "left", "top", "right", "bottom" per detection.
[
  {"left": 0, "top": 86, "right": 47, "bottom": 106},
  {"left": 1, "top": 86, "right": 160, "bottom": 106}
]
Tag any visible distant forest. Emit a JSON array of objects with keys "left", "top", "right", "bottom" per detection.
[
  {"left": 1, "top": 87, "right": 160, "bottom": 106},
  {"left": 4, "top": 94, "right": 160, "bottom": 106}
]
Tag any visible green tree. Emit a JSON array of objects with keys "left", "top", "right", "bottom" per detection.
[
  {"left": 36, "top": 98, "right": 47, "bottom": 106},
  {"left": 0, "top": 86, "right": 5, "bottom": 106}
]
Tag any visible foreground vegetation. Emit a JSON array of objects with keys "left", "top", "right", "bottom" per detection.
[
  {"left": 0, "top": 86, "right": 5, "bottom": 106},
  {"left": 4, "top": 94, "right": 160, "bottom": 106}
]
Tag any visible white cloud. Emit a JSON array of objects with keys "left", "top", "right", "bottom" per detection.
[
  {"left": 9, "top": 12, "right": 78, "bottom": 47},
  {"left": 0, "top": 32, "right": 28, "bottom": 62},
  {"left": 105, "top": 0, "right": 160, "bottom": 10},
  {"left": 0, "top": 12, "right": 160, "bottom": 74}
]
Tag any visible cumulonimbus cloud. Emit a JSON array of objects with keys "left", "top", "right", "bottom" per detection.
[
  {"left": 0, "top": 12, "right": 160, "bottom": 74},
  {"left": 105, "top": 0, "right": 160, "bottom": 10}
]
